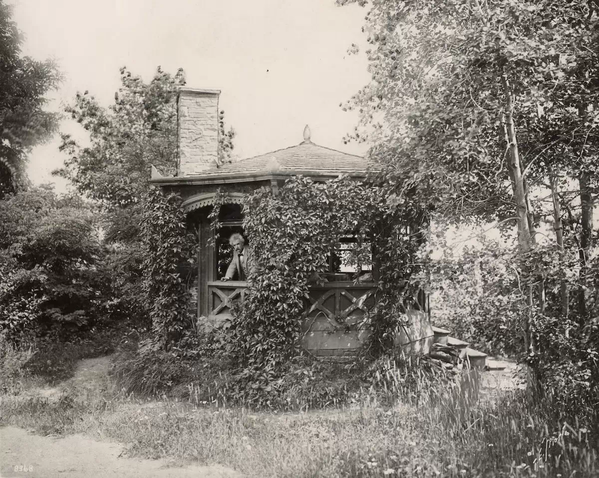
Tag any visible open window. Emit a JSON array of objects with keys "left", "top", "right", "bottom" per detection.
[
  {"left": 215, "top": 204, "right": 246, "bottom": 280},
  {"left": 325, "top": 236, "right": 374, "bottom": 282}
]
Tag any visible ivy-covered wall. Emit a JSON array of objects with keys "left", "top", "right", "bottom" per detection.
[
  {"left": 146, "top": 176, "right": 428, "bottom": 368},
  {"left": 228, "top": 176, "right": 426, "bottom": 370},
  {"left": 142, "top": 187, "right": 196, "bottom": 349}
]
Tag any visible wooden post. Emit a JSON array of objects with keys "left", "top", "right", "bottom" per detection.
[{"left": 197, "top": 221, "right": 212, "bottom": 317}]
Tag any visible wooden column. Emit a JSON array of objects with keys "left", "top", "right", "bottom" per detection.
[{"left": 198, "top": 221, "right": 213, "bottom": 317}]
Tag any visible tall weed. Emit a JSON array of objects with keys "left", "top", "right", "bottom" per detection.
[{"left": 0, "top": 333, "right": 34, "bottom": 393}]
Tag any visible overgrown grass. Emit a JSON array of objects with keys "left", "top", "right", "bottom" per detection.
[
  {"left": 111, "top": 331, "right": 368, "bottom": 410},
  {"left": 1, "top": 347, "right": 597, "bottom": 477},
  {"left": 0, "top": 333, "right": 34, "bottom": 394},
  {"left": 2, "top": 383, "right": 596, "bottom": 477}
]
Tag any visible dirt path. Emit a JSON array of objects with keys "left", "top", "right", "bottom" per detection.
[
  {"left": 34, "top": 355, "right": 113, "bottom": 402},
  {"left": 0, "top": 426, "right": 240, "bottom": 478},
  {"left": 1, "top": 354, "right": 524, "bottom": 478},
  {"left": 1, "top": 356, "right": 241, "bottom": 478}
]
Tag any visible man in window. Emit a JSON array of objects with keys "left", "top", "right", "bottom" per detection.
[{"left": 221, "top": 233, "right": 252, "bottom": 281}]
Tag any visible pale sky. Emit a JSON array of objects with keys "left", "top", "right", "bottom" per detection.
[{"left": 11, "top": 0, "right": 370, "bottom": 192}]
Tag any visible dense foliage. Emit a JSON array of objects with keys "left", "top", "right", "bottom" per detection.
[
  {"left": 341, "top": 0, "right": 599, "bottom": 432},
  {"left": 425, "top": 225, "right": 527, "bottom": 356},
  {"left": 0, "top": 188, "right": 104, "bottom": 341},
  {"left": 233, "top": 177, "right": 378, "bottom": 365},
  {"left": 0, "top": 1, "right": 60, "bottom": 198},
  {"left": 216, "top": 176, "right": 426, "bottom": 405},
  {"left": 141, "top": 187, "right": 196, "bottom": 349},
  {"left": 57, "top": 67, "right": 235, "bottom": 326}
]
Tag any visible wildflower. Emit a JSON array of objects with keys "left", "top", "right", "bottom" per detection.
[{"left": 383, "top": 468, "right": 395, "bottom": 475}]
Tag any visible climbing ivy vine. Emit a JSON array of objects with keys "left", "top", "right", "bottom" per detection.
[
  {"left": 228, "top": 176, "right": 427, "bottom": 382},
  {"left": 141, "top": 187, "right": 196, "bottom": 349},
  {"left": 141, "top": 176, "right": 428, "bottom": 391}
]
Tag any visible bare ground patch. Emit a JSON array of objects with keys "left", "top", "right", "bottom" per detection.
[{"left": 1, "top": 356, "right": 241, "bottom": 478}]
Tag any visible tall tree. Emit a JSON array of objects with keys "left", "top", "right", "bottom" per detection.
[
  {"left": 342, "top": 0, "right": 598, "bottom": 321},
  {"left": 57, "top": 67, "right": 185, "bottom": 208},
  {"left": 57, "top": 66, "right": 235, "bottom": 210},
  {"left": 342, "top": 0, "right": 599, "bottom": 425},
  {"left": 57, "top": 67, "right": 235, "bottom": 322},
  {"left": 0, "top": 1, "right": 60, "bottom": 198},
  {"left": 342, "top": 0, "right": 596, "bottom": 236}
]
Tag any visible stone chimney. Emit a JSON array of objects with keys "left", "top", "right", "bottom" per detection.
[{"left": 177, "top": 87, "right": 220, "bottom": 176}]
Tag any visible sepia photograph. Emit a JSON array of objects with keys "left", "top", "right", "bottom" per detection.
[{"left": 0, "top": 0, "right": 598, "bottom": 476}]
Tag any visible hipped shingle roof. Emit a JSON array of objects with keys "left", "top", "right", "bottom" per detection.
[{"left": 195, "top": 140, "right": 372, "bottom": 177}]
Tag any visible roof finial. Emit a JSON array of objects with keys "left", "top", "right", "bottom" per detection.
[{"left": 302, "top": 124, "right": 311, "bottom": 143}]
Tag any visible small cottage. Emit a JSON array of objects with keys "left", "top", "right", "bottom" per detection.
[{"left": 150, "top": 87, "right": 433, "bottom": 358}]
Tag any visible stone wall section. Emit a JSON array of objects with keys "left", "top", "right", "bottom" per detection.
[{"left": 178, "top": 89, "right": 220, "bottom": 176}]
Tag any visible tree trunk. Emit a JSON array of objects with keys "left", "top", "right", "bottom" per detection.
[
  {"left": 578, "top": 171, "right": 593, "bottom": 317},
  {"left": 550, "top": 174, "right": 568, "bottom": 317},
  {"left": 502, "top": 73, "right": 535, "bottom": 353},
  {"left": 523, "top": 175, "right": 537, "bottom": 245},
  {"left": 502, "top": 76, "right": 533, "bottom": 253}
]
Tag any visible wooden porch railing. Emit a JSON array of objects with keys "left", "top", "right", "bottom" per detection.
[
  {"left": 207, "top": 280, "right": 247, "bottom": 317},
  {"left": 205, "top": 281, "right": 432, "bottom": 358},
  {"left": 300, "top": 282, "right": 376, "bottom": 357},
  {"left": 301, "top": 283, "right": 376, "bottom": 328},
  {"left": 207, "top": 280, "right": 377, "bottom": 357},
  {"left": 207, "top": 281, "right": 377, "bottom": 319}
]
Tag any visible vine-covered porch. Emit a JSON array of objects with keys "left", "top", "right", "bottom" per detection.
[{"left": 207, "top": 280, "right": 432, "bottom": 358}]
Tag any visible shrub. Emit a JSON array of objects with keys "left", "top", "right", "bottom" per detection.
[
  {"left": 0, "top": 189, "right": 107, "bottom": 342},
  {"left": 529, "top": 313, "right": 599, "bottom": 435},
  {"left": 111, "top": 332, "right": 196, "bottom": 396},
  {"left": 425, "top": 225, "right": 528, "bottom": 356}
]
